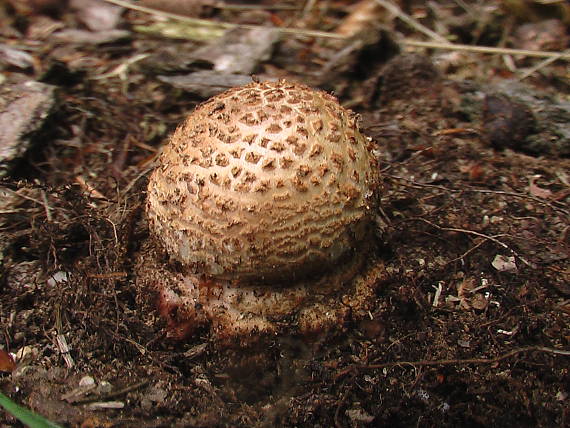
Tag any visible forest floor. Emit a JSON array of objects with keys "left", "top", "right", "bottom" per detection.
[{"left": 1, "top": 1, "right": 569, "bottom": 427}]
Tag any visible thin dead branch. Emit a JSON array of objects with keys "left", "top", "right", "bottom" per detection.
[
  {"left": 356, "top": 345, "right": 570, "bottom": 371},
  {"left": 387, "top": 175, "right": 570, "bottom": 216},
  {"left": 411, "top": 217, "right": 534, "bottom": 267}
]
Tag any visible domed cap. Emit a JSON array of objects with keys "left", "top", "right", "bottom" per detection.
[{"left": 146, "top": 80, "right": 379, "bottom": 282}]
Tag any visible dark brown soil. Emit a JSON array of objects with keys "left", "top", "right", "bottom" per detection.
[{"left": 1, "top": 2, "right": 569, "bottom": 427}]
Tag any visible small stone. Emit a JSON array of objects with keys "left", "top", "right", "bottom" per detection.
[
  {"left": 0, "top": 80, "right": 57, "bottom": 178},
  {"left": 492, "top": 254, "right": 517, "bottom": 273},
  {"left": 79, "top": 376, "right": 95, "bottom": 387}
]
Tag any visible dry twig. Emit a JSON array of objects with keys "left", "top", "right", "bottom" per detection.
[
  {"left": 412, "top": 217, "right": 534, "bottom": 267},
  {"left": 357, "top": 345, "right": 570, "bottom": 371},
  {"left": 387, "top": 175, "right": 569, "bottom": 216}
]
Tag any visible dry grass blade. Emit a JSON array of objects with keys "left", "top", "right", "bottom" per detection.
[
  {"left": 403, "top": 39, "right": 570, "bottom": 61},
  {"left": 101, "top": 0, "right": 344, "bottom": 39},
  {"left": 373, "top": 0, "right": 448, "bottom": 43}
]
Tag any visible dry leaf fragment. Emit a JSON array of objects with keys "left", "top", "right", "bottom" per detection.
[
  {"left": 335, "top": 0, "right": 385, "bottom": 37},
  {"left": 0, "top": 44, "right": 35, "bottom": 69},
  {"left": 0, "top": 349, "right": 16, "bottom": 372},
  {"left": 492, "top": 254, "right": 518, "bottom": 273},
  {"left": 529, "top": 175, "right": 553, "bottom": 199},
  {"left": 471, "top": 293, "right": 489, "bottom": 311},
  {"left": 346, "top": 408, "right": 375, "bottom": 424},
  {"left": 71, "top": 0, "right": 123, "bottom": 31},
  {"left": 459, "top": 162, "right": 485, "bottom": 181},
  {"left": 190, "top": 27, "right": 280, "bottom": 74},
  {"left": 456, "top": 277, "right": 489, "bottom": 310}
]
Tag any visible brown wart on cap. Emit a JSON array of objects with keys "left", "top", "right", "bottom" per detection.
[{"left": 136, "top": 79, "right": 386, "bottom": 345}]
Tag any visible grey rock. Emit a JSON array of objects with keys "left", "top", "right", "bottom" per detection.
[
  {"left": 0, "top": 80, "right": 57, "bottom": 177},
  {"left": 158, "top": 71, "right": 252, "bottom": 98}
]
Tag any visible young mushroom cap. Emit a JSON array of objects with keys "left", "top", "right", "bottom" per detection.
[{"left": 146, "top": 79, "right": 380, "bottom": 283}]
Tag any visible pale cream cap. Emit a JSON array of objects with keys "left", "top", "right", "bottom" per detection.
[{"left": 146, "top": 80, "right": 379, "bottom": 282}]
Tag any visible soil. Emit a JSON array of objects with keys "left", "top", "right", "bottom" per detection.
[{"left": 1, "top": 2, "right": 569, "bottom": 427}]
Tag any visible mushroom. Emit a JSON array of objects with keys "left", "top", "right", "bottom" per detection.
[{"left": 136, "top": 79, "right": 386, "bottom": 346}]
